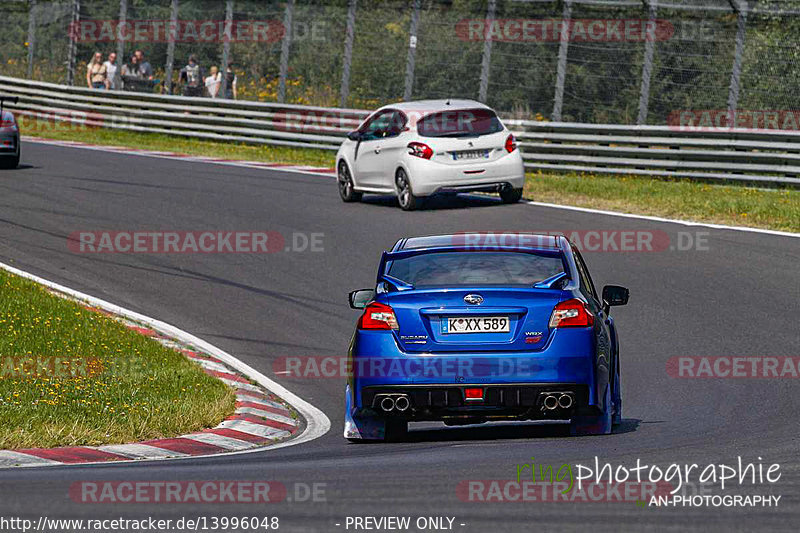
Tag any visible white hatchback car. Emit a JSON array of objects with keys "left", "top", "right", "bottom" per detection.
[{"left": 335, "top": 99, "right": 525, "bottom": 210}]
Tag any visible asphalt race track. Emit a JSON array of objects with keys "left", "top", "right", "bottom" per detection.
[{"left": 0, "top": 141, "right": 798, "bottom": 532}]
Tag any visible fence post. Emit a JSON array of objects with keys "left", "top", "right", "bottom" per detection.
[
  {"left": 478, "top": 0, "right": 496, "bottom": 103},
  {"left": 552, "top": 0, "right": 572, "bottom": 121},
  {"left": 403, "top": 0, "right": 421, "bottom": 101},
  {"left": 340, "top": 0, "right": 357, "bottom": 108},
  {"left": 26, "top": 0, "right": 37, "bottom": 79},
  {"left": 66, "top": 0, "right": 80, "bottom": 86},
  {"left": 727, "top": 0, "right": 747, "bottom": 121},
  {"left": 164, "top": 0, "right": 179, "bottom": 95},
  {"left": 220, "top": 0, "right": 234, "bottom": 98},
  {"left": 636, "top": 0, "right": 657, "bottom": 125},
  {"left": 115, "top": 0, "right": 127, "bottom": 89},
  {"left": 278, "top": 0, "right": 295, "bottom": 103}
]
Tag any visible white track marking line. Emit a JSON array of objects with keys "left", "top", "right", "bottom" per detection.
[
  {"left": 0, "top": 451, "right": 62, "bottom": 467},
  {"left": 96, "top": 444, "right": 189, "bottom": 459},
  {"left": 235, "top": 396, "right": 290, "bottom": 412},
  {"left": 155, "top": 338, "right": 185, "bottom": 350},
  {"left": 0, "top": 260, "right": 330, "bottom": 468},
  {"left": 24, "top": 136, "right": 795, "bottom": 236},
  {"left": 236, "top": 407, "right": 297, "bottom": 426},
  {"left": 221, "top": 380, "right": 261, "bottom": 392},
  {"left": 216, "top": 420, "right": 290, "bottom": 439},
  {"left": 191, "top": 359, "right": 232, "bottom": 373},
  {"left": 180, "top": 433, "right": 257, "bottom": 451},
  {"left": 522, "top": 200, "right": 799, "bottom": 238},
  {"left": 22, "top": 137, "right": 334, "bottom": 176}
]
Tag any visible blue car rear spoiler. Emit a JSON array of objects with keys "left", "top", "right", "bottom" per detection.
[{"left": 375, "top": 244, "right": 578, "bottom": 290}]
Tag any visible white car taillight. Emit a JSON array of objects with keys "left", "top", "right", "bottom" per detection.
[
  {"left": 505, "top": 134, "right": 517, "bottom": 153},
  {"left": 407, "top": 142, "right": 433, "bottom": 160}
]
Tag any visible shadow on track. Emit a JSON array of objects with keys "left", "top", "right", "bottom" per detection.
[
  {"left": 382, "top": 419, "right": 642, "bottom": 443},
  {"left": 361, "top": 193, "right": 508, "bottom": 211},
  {"left": 0, "top": 163, "right": 36, "bottom": 171}
]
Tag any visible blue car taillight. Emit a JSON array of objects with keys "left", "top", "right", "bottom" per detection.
[
  {"left": 548, "top": 299, "right": 594, "bottom": 328},
  {"left": 358, "top": 302, "right": 399, "bottom": 330}
]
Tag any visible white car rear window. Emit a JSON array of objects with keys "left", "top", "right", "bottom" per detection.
[{"left": 417, "top": 109, "right": 503, "bottom": 138}]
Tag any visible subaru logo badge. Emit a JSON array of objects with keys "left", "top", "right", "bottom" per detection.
[{"left": 464, "top": 294, "right": 483, "bottom": 305}]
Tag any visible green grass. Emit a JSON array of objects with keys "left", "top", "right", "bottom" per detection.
[
  {"left": 21, "top": 121, "right": 799, "bottom": 232},
  {"left": 525, "top": 172, "right": 799, "bottom": 233},
  {"left": 0, "top": 269, "right": 236, "bottom": 449},
  {"left": 21, "top": 118, "right": 332, "bottom": 167}
]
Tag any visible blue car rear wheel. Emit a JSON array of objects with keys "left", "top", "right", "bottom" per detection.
[{"left": 569, "top": 385, "right": 612, "bottom": 436}]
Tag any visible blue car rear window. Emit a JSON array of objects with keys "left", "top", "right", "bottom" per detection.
[{"left": 387, "top": 252, "right": 564, "bottom": 287}]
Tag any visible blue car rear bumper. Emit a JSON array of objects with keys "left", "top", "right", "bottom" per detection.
[{"left": 347, "top": 327, "right": 604, "bottom": 414}]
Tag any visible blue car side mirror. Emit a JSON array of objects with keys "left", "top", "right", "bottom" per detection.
[
  {"left": 602, "top": 285, "right": 629, "bottom": 313},
  {"left": 349, "top": 289, "right": 374, "bottom": 309}
]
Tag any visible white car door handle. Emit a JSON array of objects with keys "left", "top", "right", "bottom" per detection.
[{"left": 374, "top": 146, "right": 381, "bottom": 154}]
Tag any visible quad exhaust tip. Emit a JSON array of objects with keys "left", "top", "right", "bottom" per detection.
[
  {"left": 380, "top": 396, "right": 396, "bottom": 412},
  {"left": 543, "top": 394, "right": 559, "bottom": 410},
  {"left": 377, "top": 394, "right": 411, "bottom": 412},
  {"left": 395, "top": 395, "right": 410, "bottom": 412},
  {"left": 541, "top": 392, "right": 574, "bottom": 410},
  {"left": 558, "top": 393, "right": 573, "bottom": 409}
]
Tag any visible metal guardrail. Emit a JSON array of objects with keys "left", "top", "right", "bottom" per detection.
[
  {"left": 0, "top": 75, "right": 369, "bottom": 151},
  {"left": 506, "top": 120, "right": 800, "bottom": 187},
  {"left": 1, "top": 75, "right": 798, "bottom": 187}
]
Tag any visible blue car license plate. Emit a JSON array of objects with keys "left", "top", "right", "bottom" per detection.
[{"left": 442, "top": 316, "right": 509, "bottom": 334}]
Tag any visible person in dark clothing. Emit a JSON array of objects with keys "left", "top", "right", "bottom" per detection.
[
  {"left": 223, "top": 63, "right": 237, "bottom": 100},
  {"left": 179, "top": 55, "right": 204, "bottom": 97}
]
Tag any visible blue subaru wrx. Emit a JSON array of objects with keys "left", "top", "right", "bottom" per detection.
[{"left": 344, "top": 233, "right": 629, "bottom": 441}]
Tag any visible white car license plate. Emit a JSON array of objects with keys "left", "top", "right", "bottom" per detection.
[
  {"left": 442, "top": 316, "right": 510, "bottom": 334},
  {"left": 452, "top": 150, "right": 489, "bottom": 161}
]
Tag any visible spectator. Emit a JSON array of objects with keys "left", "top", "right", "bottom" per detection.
[
  {"left": 86, "top": 51, "right": 107, "bottom": 90},
  {"left": 223, "top": 63, "right": 237, "bottom": 100},
  {"left": 179, "top": 55, "right": 203, "bottom": 97},
  {"left": 204, "top": 66, "right": 222, "bottom": 98},
  {"left": 121, "top": 55, "right": 149, "bottom": 92},
  {"left": 121, "top": 54, "right": 139, "bottom": 79},
  {"left": 103, "top": 52, "right": 119, "bottom": 90},
  {"left": 134, "top": 50, "right": 153, "bottom": 80}
]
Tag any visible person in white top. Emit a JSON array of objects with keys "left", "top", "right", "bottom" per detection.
[
  {"left": 103, "top": 52, "right": 119, "bottom": 90},
  {"left": 205, "top": 66, "right": 222, "bottom": 98}
]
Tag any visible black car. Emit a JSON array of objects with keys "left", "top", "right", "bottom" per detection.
[{"left": 0, "top": 95, "right": 20, "bottom": 169}]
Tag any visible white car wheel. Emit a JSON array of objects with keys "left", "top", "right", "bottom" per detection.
[{"left": 395, "top": 168, "right": 420, "bottom": 211}]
